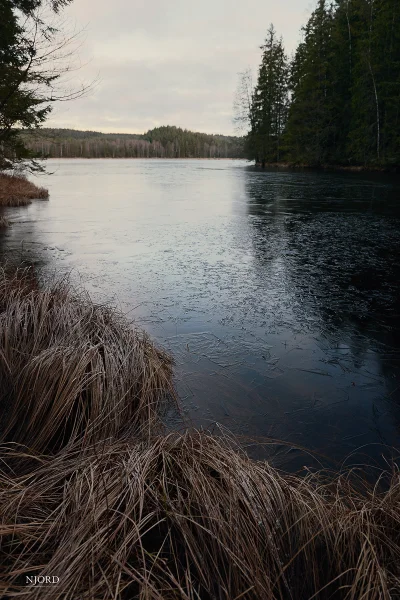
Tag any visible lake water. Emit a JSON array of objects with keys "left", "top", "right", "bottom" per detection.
[{"left": 1, "top": 159, "right": 400, "bottom": 469}]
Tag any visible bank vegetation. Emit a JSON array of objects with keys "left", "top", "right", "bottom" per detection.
[
  {"left": 0, "top": 267, "right": 399, "bottom": 599},
  {"left": 0, "top": 173, "right": 48, "bottom": 207}
]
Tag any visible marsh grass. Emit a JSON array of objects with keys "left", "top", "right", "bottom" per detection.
[
  {"left": 0, "top": 268, "right": 399, "bottom": 599},
  {"left": 0, "top": 173, "right": 49, "bottom": 206},
  {"left": 0, "top": 267, "right": 175, "bottom": 452},
  {"left": 1, "top": 432, "right": 400, "bottom": 599}
]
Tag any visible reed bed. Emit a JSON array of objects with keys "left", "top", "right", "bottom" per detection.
[
  {"left": 0, "top": 173, "right": 49, "bottom": 206},
  {"left": 0, "top": 432, "right": 399, "bottom": 599},
  {"left": 0, "top": 267, "right": 175, "bottom": 452}
]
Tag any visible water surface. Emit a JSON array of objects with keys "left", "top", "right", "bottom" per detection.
[{"left": 2, "top": 159, "right": 400, "bottom": 469}]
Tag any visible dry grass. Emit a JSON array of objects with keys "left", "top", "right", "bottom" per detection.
[
  {"left": 0, "top": 267, "right": 175, "bottom": 452},
  {"left": 0, "top": 268, "right": 399, "bottom": 599},
  {"left": 0, "top": 173, "right": 49, "bottom": 206},
  {"left": 0, "top": 432, "right": 399, "bottom": 599},
  {"left": 0, "top": 215, "right": 10, "bottom": 227}
]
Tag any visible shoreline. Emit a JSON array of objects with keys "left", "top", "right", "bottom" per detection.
[
  {"left": 40, "top": 156, "right": 244, "bottom": 161},
  {"left": 255, "top": 161, "right": 400, "bottom": 174},
  {"left": 34, "top": 157, "right": 400, "bottom": 173}
]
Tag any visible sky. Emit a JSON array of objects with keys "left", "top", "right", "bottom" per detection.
[{"left": 47, "top": 0, "right": 314, "bottom": 136}]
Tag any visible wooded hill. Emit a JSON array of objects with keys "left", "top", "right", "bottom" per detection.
[
  {"left": 241, "top": 0, "right": 400, "bottom": 169},
  {"left": 21, "top": 126, "right": 244, "bottom": 159}
]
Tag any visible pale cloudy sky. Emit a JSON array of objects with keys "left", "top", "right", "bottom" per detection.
[{"left": 48, "top": 0, "right": 314, "bottom": 135}]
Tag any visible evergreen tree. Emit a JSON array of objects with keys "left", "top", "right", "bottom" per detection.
[
  {"left": 346, "top": 0, "right": 400, "bottom": 165},
  {"left": 324, "top": 0, "right": 355, "bottom": 163},
  {"left": 285, "top": 0, "right": 336, "bottom": 166},
  {"left": 0, "top": 0, "right": 73, "bottom": 171},
  {"left": 270, "top": 0, "right": 400, "bottom": 168},
  {"left": 246, "top": 25, "right": 289, "bottom": 165}
]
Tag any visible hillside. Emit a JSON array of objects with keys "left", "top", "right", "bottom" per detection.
[{"left": 21, "top": 126, "right": 244, "bottom": 159}]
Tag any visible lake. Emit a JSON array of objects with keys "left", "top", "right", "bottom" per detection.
[{"left": 1, "top": 159, "right": 400, "bottom": 469}]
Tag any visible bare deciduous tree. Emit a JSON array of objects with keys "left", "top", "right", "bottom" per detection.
[{"left": 233, "top": 68, "right": 254, "bottom": 135}]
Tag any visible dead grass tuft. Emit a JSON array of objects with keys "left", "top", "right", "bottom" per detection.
[
  {"left": 0, "top": 215, "right": 10, "bottom": 227},
  {"left": 0, "top": 432, "right": 399, "bottom": 599},
  {"left": 0, "top": 269, "right": 399, "bottom": 599},
  {"left": 0, "top": 173, "right": 49, "bottom": 206},
  {"left": 0, "top": 267, "right": 175, "bottom": 452}
]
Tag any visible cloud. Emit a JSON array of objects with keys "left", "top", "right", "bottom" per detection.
[{"left": 47, "top": 0, "right": 312, "bottom": 135}]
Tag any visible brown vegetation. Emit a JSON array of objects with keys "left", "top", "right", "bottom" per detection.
[
  {"left": 0, "top": 216, "right": 10, "bottom": 227},
  {"left": 0, "top": 268, "right": 399, "bottom": 599},
  {"left": 1, "top": 433, "right": 400, "bottom": 599},
  {"left": 0, "top": 173, "right": 49, "bottom": 206},
  {"left": 0, "top": 267, "right": 175, "bottom": 453}
]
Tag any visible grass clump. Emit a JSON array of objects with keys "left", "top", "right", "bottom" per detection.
[
  {"left": 0, "top": 267, "right": 175, "bottom": 452},
  {"left": 1, "top": 432, "right": 400, "bottom": 599},
  {"left": 0, "top": 268, "right": 399, "bottom": 599},
  {"left": 0, "top": 215, "right": 10, "bottom": 227},
  {"left": 0, "top": 173, "right": 49, "bottom": 206}
]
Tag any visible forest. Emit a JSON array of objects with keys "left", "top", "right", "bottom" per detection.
[
  {"left": 239, "top": 0, "right": 400, "bottom": 168},
  {"left": 2, "top": 0, "right": 399, "bottom": 171},
  {"left": 22, "top": 126, "right": 245, "bottom": 159}
]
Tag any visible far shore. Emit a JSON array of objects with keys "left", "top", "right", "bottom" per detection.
[
  {"left": 39, "top": 156, "right": 400, "bottom": 172},
  {"left": 43, "top": 156, "right": 244, "bottom": 160}
]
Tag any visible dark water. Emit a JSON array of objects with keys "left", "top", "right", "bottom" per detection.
[{"left": 1, "top": 159, "right": 400, "bottom": 469}]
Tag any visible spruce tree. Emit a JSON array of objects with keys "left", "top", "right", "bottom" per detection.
[
  {"left": 247, "top": 25, "right": 289, "bottom": 165},
  {"left": 241, "top": 0, "right": 399, "bottom": 168},
  {"left": 0, "top": 0, "right": 73, "bottom": 171},
  {"left": 347, "top": 0, "right": 400, "bottom": 165},
  {"left": 285, "top": 0, "right": 336, "bottom": 166}
]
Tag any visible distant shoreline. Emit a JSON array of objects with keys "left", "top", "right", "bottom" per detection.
[
  {"left": 43, "top": 157, "right": 245, "bottom": 160},
  {"left": 41, "top": 157, "right": 399, "bottom": 172}
]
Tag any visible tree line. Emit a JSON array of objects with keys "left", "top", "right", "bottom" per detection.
[
  {"left": 22, "top": 126, "right": 245, "bottom": 159},
  {"left": 238, "top": 0, "right": 399, "bottom": 168}
]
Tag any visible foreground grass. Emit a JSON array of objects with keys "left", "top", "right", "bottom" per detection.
[
  {"left": 0, "top": 267, "right": 174, "bottom": 451},
  {"left": 0, "top": 268, "right": 399, "bottom": 599},
  {"left": 1, "top": 434, "right": 400, "bottom": 599},
  {"left": 0, "top": 173, "right": 49, "bottom": 206}
]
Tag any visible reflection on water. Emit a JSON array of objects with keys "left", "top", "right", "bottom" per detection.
[{"left": 1, "top": 160, "right": 399, "bottom": 469}]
